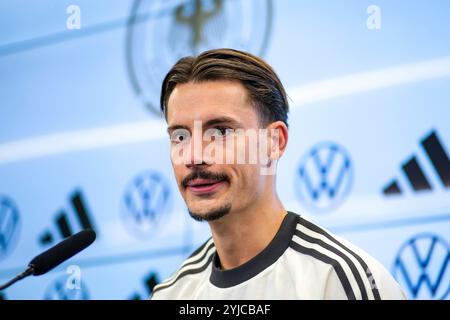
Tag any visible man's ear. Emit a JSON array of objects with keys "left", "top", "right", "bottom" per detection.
[{"left": 267, "top": 121, "right": 288, "bottom": 161}]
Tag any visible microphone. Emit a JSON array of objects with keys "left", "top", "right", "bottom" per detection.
[{"left": 0, "top": 229, "right": 96, "bottom": 291}]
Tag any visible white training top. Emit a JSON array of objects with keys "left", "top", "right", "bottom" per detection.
[{"left": 151, "top": 212, "right": 407, "bottom": 300}]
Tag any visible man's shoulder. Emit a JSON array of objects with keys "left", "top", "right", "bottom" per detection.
[
  {"left": 286, "top": 212, "right": 406, "bottom": 300},
  {"left": 151, "top": 237, "right": 215, "bottom": 299}
]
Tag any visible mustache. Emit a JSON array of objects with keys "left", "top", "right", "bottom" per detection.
[{"left": 181, "top": 170, "right": 230, "bottom": 189}]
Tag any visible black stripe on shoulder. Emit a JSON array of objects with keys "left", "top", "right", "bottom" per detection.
[
  {"left": 152, "top": 250, "right": 214, "bottom": 294},
  {"left": 187, "top": 237, "right": 213, "bottom": 259},
  {"left": 154, "top": 239, "right": 214, "bottom": 289},
  {"left": 297, "top": 216, "right": 381, "bottom": 300},
  {"left": 290, "top": 240, "right": 356, "bottom": 300},
  {"left": 155, "top": 238, "right": 215, "bottom": 292},
  {"left": 177, "top": 238, "right": 215, "bottom": 272},
  {"left": 294, "top": 229, "right": 369, "bottom": 300},
  {"left": 170, "top": 238, "right": 214, "bottom": 277}
]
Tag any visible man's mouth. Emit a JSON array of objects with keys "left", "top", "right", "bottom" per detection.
[{"left": 186, "top": 178, "right": 226, "bottom": 195}]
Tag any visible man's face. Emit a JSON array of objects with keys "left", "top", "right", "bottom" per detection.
[{"left": 166, "top": 80, "right": 268, "bottom": 221}]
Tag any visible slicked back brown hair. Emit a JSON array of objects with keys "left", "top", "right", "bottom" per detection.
[{"left": 160, "top": 48, "right": 289, "bottom": 127}]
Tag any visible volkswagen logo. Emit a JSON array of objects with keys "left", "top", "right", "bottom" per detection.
[
  {"left": 294, "top": 142, "right": 353, "bottom": 213},
  {"left": 393, "top": 233, "right": 450, "bottom": 300},
  {"left": 126, "top": 0, "right": 273, "bottom": 115},
  {"left": 44, "top": 275, "right": 90, "bottom": 300},
  {"left": 0, "top": 195, "right": 21, "bottom": 261},
  {"left": 121, "top": 171, "right": 171, "bottom": 238}
]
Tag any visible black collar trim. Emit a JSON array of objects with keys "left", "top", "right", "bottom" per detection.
[{"left": 209, "top": 211, "right": 298, "bottom": 288}]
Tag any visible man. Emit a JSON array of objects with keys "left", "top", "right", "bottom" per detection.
[{"left": 151, "top": 48, "right": 405, "bottom": 299}]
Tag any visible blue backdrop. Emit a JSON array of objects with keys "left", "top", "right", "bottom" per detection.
[{"left": 0, "top": 0, "right": 449, "bottom": 300}]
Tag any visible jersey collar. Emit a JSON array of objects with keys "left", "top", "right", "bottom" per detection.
[{"left": 209, "top": 211, "right": 299, "bottom": 288}]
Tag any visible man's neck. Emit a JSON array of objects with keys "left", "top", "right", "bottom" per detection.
[{"left": 208, "top": 196, "right": 286, "bottom": 270}]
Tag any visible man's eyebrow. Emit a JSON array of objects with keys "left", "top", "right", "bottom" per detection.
[
  {"left": 166, "top": 124, "right": 189, "bottom": 134},
  {"left": 167, "top": 117, "right": 243, "bottom": 134},
  {"left": 203, "top": 116, "right": 242, "bottom": 128}
]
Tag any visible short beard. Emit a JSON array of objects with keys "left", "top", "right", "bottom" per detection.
[{"left": 188, "top": 203, "right": 232, "bottom": 222}]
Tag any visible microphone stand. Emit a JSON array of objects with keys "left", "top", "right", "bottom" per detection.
[{"left": 0, "top": 266, "right": 34, "bottom": 291}]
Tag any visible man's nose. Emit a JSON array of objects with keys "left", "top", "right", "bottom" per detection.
[{"left": 185, "top": 133, "right": 214, "bottom": 167}]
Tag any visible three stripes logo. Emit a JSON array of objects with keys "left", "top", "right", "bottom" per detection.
[
  {"left": 129, "top": 271, "right": 160, "bottom": 300},
  {"left": 392, "top": 233, "right": 450, "bottom": 300},
  {"left": 382, "top": 130, "right": 450, "bottom": 196},
  {"left": 0, "top": 195, "right": 21, "bottom": 260},
  {"left": 39, "top": 189, "right": 97, "bottom": 246},
  {"left": 295, "top": 142, "right": 353, "bottom": 213}
]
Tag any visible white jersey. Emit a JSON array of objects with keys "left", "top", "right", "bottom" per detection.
[{"left": 151, "top": 212, "right": 406, "bottom": 300}]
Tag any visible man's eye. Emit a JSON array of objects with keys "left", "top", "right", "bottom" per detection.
[
  {"left": 170, "top": 129, "right": 190, "bottom": 143},
  {"left": 213, "top": 127, "right": 232, "bottom": 137}
]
